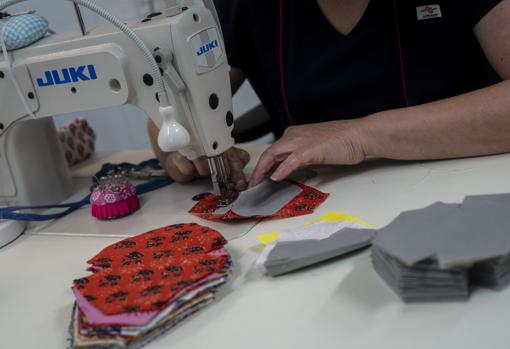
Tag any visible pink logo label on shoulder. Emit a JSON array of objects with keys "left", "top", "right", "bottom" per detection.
[{"left": 416, "top": 5, "right": 442, "bottom": 20}]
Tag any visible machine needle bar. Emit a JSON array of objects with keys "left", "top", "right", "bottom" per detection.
[{"left": 208, "top": 154, "right": 234, "bottom": 206}]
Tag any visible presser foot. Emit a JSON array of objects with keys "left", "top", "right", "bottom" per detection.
[{"left": 207, "top": 155, "right": 236, "bottom": 206}]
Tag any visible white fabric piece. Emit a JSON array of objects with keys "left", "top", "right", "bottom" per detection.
[
  {"left": 278, "top": 221, "right": 366, "bottom": 243},
  {"left": 255, "top": 242, "right": 275, "bottom": 274}
]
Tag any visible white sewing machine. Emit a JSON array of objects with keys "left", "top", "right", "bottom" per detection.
[{"left": 0, "top": 0, "right": 235, "bottom": 244}]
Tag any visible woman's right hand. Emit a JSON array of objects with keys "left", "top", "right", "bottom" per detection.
[{"left": 148, "top": 120, "right": 250, "bottom": 191}]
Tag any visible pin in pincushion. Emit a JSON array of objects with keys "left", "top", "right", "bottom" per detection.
[{"left": 90, "top": 177, "right": 140, "bottom": 220}]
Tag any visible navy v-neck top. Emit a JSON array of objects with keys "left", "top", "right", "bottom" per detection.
[{"left": 215, "top": 0, "right": 503, "bottom": 137}]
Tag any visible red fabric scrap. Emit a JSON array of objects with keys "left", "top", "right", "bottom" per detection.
[
  {"left": 73, "top": 223, "right": 229, "bottom": 315},
  {"left": 189, "top": 182, "right": 329, "bottom": 221}
]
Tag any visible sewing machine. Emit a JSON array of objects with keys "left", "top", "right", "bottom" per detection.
[{"left": 0, "top": 0, "right": 235, "bottom": 244}]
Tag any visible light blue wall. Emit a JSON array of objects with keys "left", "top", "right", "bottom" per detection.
[{"left": 9, "top": 0, "right": 261, "bottom": 151}]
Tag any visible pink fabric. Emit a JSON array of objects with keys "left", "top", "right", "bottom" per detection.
[
  {"left": 73, "top": 288, "right": 157, "bottom": 326},
  {"left": 90, "top": 195, "right": 140, "bottom": 220},
  {"left": 90, "top": 179, "right": 136, "bottom": 206},
  {"left": 90, "top": 178, "right": 140, "bottom": 220},
  {"left": 74, "top": 273, "right": 226, "bottom": 326}
]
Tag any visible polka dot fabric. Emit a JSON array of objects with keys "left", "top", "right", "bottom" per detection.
[
  {"left": 73, "top": 223, "right": 230, "bottom": 315},
  {"left": 189, "top": 181, "right": 329, "bottom": 221}
]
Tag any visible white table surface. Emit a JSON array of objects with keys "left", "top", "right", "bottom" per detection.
[{"left": 2, "top": 148, "right": 510, "bottom": 349}]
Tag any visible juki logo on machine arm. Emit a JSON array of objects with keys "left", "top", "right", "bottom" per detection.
[
  {"left": 196, "top": 40, "right": 219, "bottom": 57},
  {"left": 36, "top": 64, "right": 98, "bottom": 87}
]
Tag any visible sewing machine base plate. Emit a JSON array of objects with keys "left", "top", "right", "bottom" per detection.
[{"left": 0, "top": 220, "right": 26, "bottom": 248}]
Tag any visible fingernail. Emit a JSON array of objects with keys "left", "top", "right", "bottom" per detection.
[{"left": 270, "top": 172, "right": 280, "bottom": 182}]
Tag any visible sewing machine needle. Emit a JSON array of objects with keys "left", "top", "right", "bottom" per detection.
[{"left": 208, "top": 155, "right": 234, "bottom": 206}]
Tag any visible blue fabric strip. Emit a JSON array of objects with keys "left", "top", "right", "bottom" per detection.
[{"left": 0, "top": 159, "right": 172, "bottom": 221}]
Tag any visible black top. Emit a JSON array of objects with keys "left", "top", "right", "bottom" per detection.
[{"left": 215, "top": 0, "right": 503, "bottom": 137}]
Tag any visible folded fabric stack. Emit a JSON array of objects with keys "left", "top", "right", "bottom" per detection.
[
  {"left": 256, "top": 220, "right": 376, "bottom": 276},
  {"left": 70, "top": 223, "right": 232, "bottom": 349},
  {"left": 372, "top": 194, "right": 510, "bottom": 302}
]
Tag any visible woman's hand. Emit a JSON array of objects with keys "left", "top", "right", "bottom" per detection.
[
  {"left": 159, "top": 147, "right": 250, "bottom": 191},
  {"left": 149, "top": 118, "right": 250, "bottom": 190},
  {"left": 249, "top": 120, "right": 367, "bottom": 187}
]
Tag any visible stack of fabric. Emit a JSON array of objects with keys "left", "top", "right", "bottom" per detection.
[
  {"left": 69, "top": 223, "right": 232, "bottom": 349},
  {"left": 372, "top": 194, "right": 510, "bottom": 302},
  {"left": 371, "top": 246, "right": 470, "bottom": 302},
  {"left": 256, "top": 220, "right": 376, "bottom": 276}
]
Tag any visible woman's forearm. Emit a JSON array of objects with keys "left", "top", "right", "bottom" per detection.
[{"left": 360, "top": 79, "right": 510, "bottom": 160}]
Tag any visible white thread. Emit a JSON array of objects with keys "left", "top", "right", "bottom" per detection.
[
  {"left": 66, "top": 0, "right": 170, "bottom": 107},
  {"left": 2, "top": 0, "right": 169, "bottom": 108},
  {"left": 1, "top": 0, "right": 170, "bottom": 115},
  {"left": 0, "top": 22, "right": 36, "bottom": 119}
]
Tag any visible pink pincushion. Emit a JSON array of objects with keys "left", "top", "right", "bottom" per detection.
[{"left": 90, "top": 178, "right": 140, "bottom": 220}]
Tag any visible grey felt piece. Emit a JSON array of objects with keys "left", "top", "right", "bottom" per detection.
[
  {"left": 371, "top": 247, "right": 469, "bottom": 302},
  {"left": 372, "top": 247, "right": 466, "bottom": 283},
  {"left": 372, "top": 248, "right": 468, "bottom": 287},
  {"left": 471, "top": 256, "right": 510, "bottom": 289},
  {"left": 230, "top": 179, "right": 302, "bottom": 217},
  {"left": 371, "top": 193, "right": 510, "bottom": 301},
  {"left": 375, "top": 267, "right": 469, "bottom": 302},
  {"left": 441, "top": 200, "right": 510, "bottom": 268},
  {"left": 372, "top": 262, "right": 469, "bottom": 302},
  {"left": 264, "top": 228, "right": 376, "bottom": 276},
  {"left": 372, "top": 202, "right": 462, "bottom": 267},
  {"left": 462, "top": 193, "right": 510, "bottom": 208},
  {"left": 373, "top": 200, "right": 510, "bottom": 269}
]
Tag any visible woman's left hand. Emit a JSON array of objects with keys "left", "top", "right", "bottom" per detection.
[{"left": 249, "top": 120, "right": 367, "bottom": 187}]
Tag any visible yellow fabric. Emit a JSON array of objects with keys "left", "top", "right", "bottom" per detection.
[
  {"left": 306, "top": 211, "right": 372, "bottom": 228},
  {"left": 257, "top": 232, "right": 281, "bottom": 245},
  {"left": 256, "top": 211, "right": 372, "bottom": 245}
]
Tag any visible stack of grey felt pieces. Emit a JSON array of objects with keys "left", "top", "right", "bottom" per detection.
[{"left": 372, "top": 193, "right": 510, "bottom": 302}]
